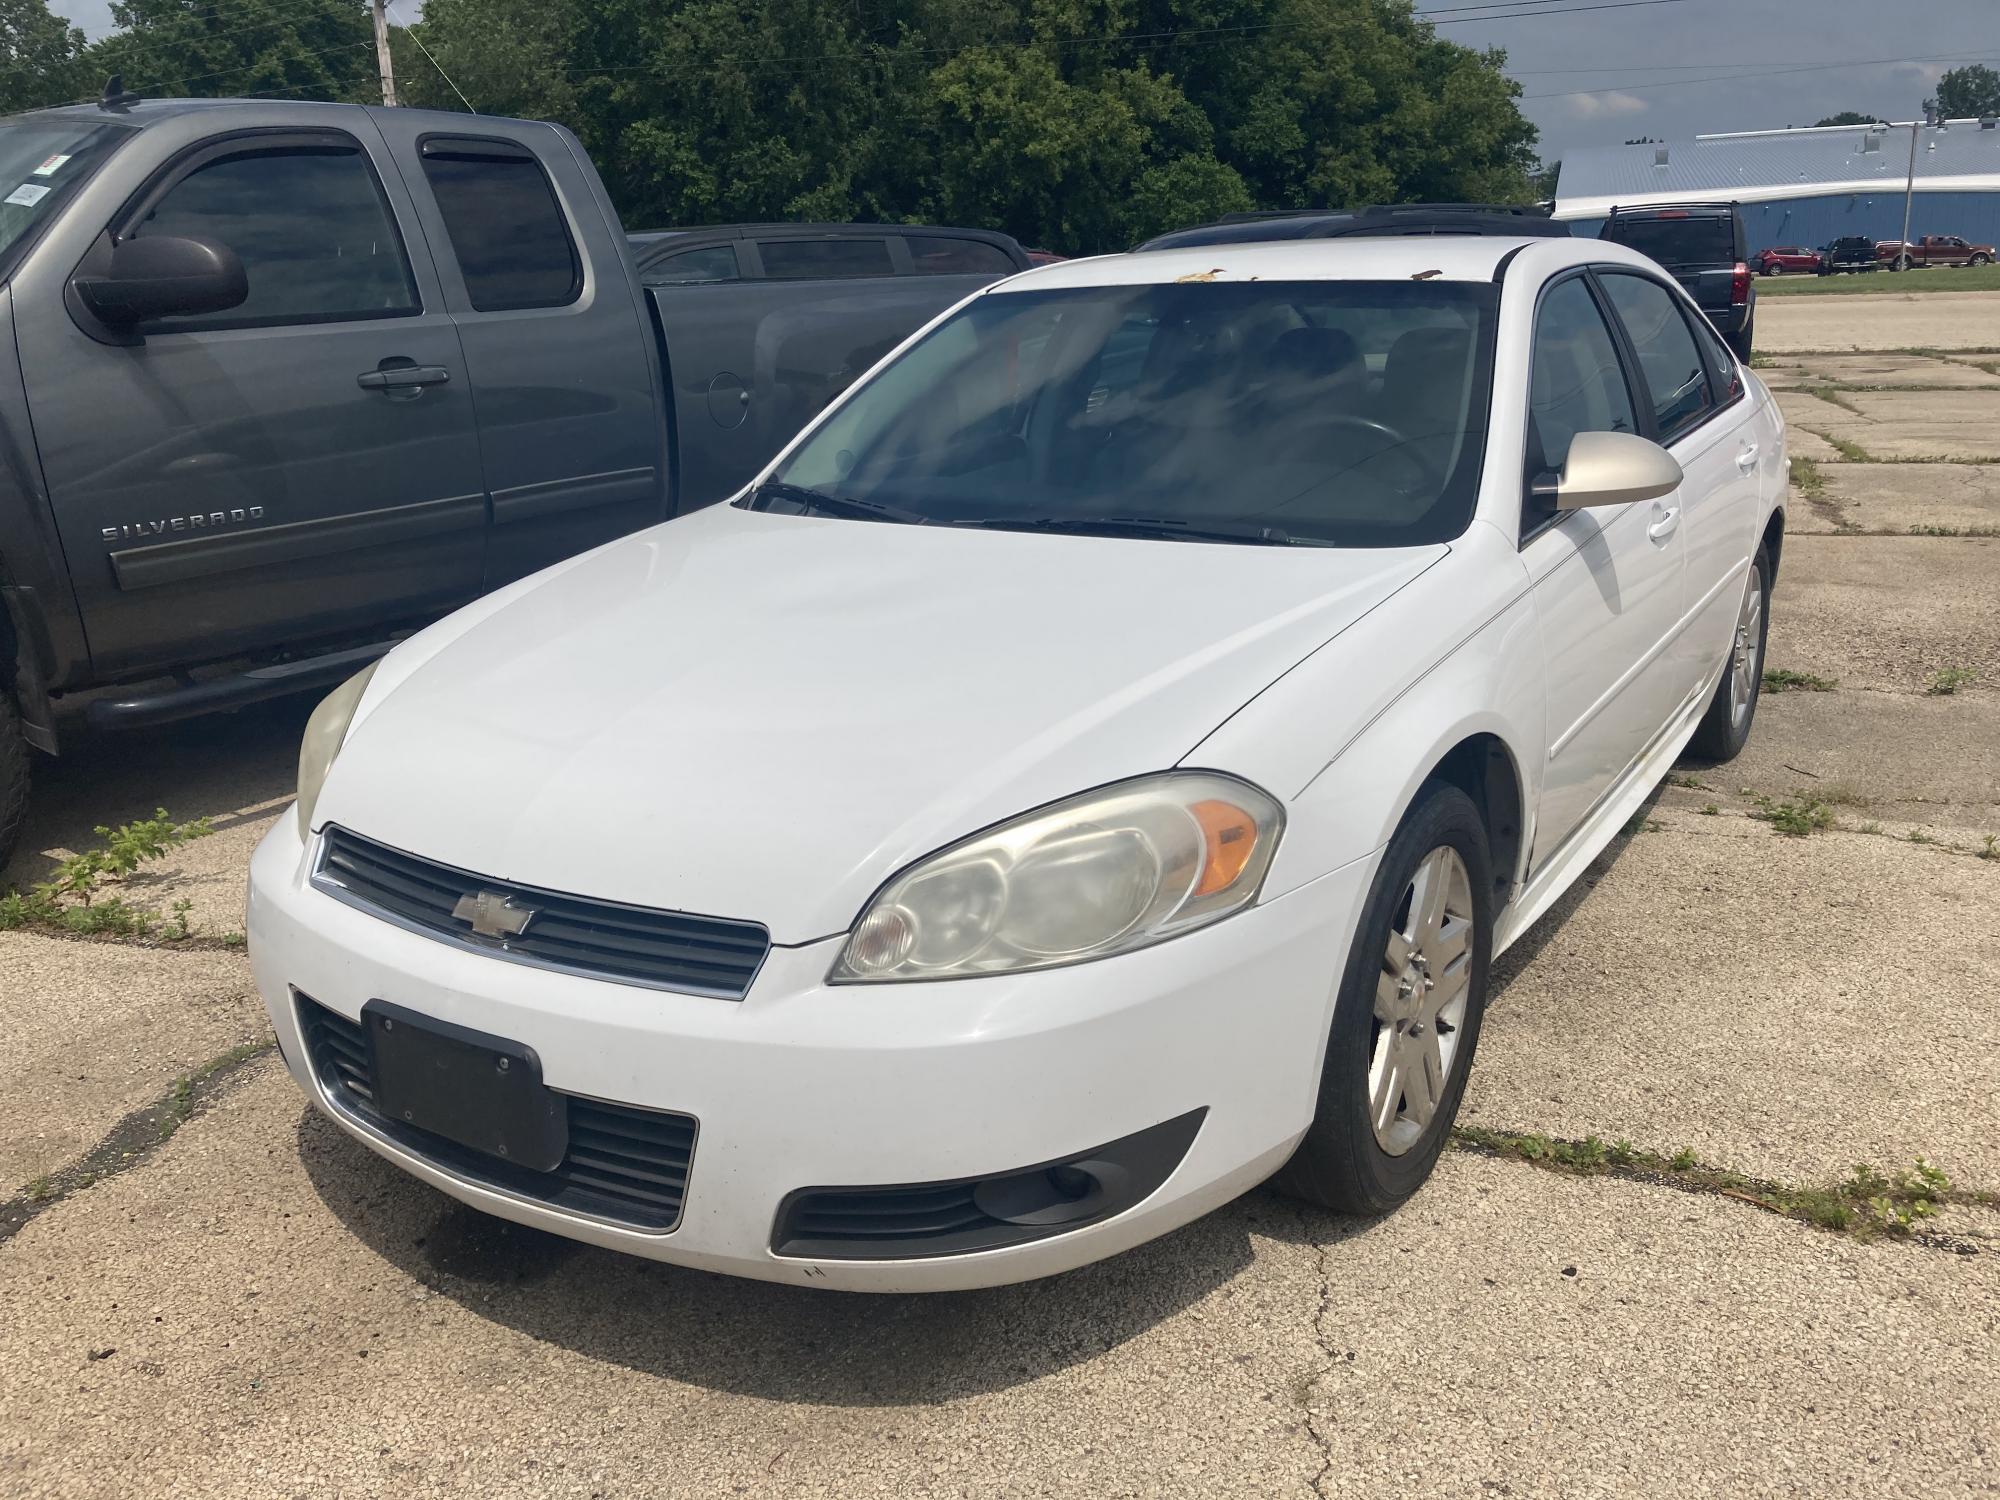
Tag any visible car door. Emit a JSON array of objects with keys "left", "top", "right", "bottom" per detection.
[
  {"left": 1595, "top": 269, "right": 1756, "bottom": 710},
  {"left": 1521, "top": 272, "right": 1688, "bottom": 868},
  {"left": 368, "top": 114, "right": 668, "bottom": 590},
  {"left": 13, "top": 123, "right": 486, "bottom": 679}
]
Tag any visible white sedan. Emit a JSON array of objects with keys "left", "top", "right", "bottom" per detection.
[{"left": 248, "top": 232, "right": 1785, "bottom": 1291}]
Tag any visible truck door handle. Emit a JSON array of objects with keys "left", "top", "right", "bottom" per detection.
[
  {"left": 1647, "top": 503, "right": 1681, "bottom": 541},
  {"left": 1736, "top": 443, "right": 1760, "bottom": 472},
  {"left": 357, "top": 362, "right": 451, "bottom": 392}
]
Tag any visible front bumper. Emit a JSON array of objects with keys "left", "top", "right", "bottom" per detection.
[{"left": 248, "top": 815, "right": 1374, "bottom": 1291}]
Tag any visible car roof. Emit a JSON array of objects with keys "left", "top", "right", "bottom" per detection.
[
  {"left": 993, "top": 235, "right": 1574, "bottom": 290},
  {"left": 20, "top": 97, "right": 485, "bottom": 130}
]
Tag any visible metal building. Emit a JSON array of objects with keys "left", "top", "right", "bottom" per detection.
[{"left": 1553, "top": 119, "right": 2000, "bottom": 249}]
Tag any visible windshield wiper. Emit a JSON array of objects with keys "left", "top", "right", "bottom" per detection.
[
  {"left": 956, "top": 515, "right": 1303, "bottom": 546},
  {"left": 746, "top": 481, "right": 930, "bottom": 525}
]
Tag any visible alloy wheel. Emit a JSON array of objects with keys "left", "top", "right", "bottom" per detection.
[
  {"left": 1729, "top": 568, "right": 1765, "bottom": 729},
  {"left": 1369, "top": 846, "right": 1474, "bottom": 1155}
]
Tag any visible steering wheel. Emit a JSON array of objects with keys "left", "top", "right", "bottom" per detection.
[{"left": 1317, "top": 413, "right": 1441, "bottom": 489}]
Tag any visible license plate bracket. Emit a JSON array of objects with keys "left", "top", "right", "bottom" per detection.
[{"left": 364, "top": 1001, "right": 568, "bottom": 1172}]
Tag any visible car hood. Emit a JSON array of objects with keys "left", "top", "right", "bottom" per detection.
[{"left": 316, "top": 504, "right": 1439, "bottom": 944}]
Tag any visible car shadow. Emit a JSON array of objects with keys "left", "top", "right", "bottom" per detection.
[
  {"left": 3, "top": 693, "right": 312, "bottom": 889},
  {"left": 295, "top": 1105, "right": 1282, "bottom": 1404}
]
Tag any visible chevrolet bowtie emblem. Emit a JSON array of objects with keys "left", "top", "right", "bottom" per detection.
[{"left": 451, "top": 890, "right": 537, "bottom": 940}]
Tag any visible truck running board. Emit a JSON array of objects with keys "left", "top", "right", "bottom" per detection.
[{"left": 84, "top": 641, "right": 395, "bottom": 732}]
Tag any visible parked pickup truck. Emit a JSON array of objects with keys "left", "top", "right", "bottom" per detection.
[
  {"left": 0, "top": 96, "right": 1028, "bottom": 866},
  {"left": 1598, "top": 202, "right": 1755, "bottom": 360},
  {"left": 1876, "top": 235, "right": 1996, "bottom": 270}
]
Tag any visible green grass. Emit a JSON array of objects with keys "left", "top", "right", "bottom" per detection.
[
  {"left": 1763, "top": 667, "right": 1837, "bottom": 693},
  {"left": 1925, "top": 665, "right": 1980, "bottom": 696},
  {"left": 1750, "top": 793, "right": 1836, "bottom": 836},
  {"left": 1755, "top": 262, "right": 2000, "bottom": 297}
]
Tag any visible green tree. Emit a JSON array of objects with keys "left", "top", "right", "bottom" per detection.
[
  {"left": 1927, "top": 64, "right": 2000, "bottom": 120},
  {"left": 396, "top": 0, "right": 1538, "bottom": 254},
  {"left": 1814, "top": 111, "right": 1881, "bottom": 127},
  {"left": 85, "top": 0, "right": 377, "bottom": 105},
  {"left": 1, "top": 0, "right": 86, "bottom": 113}
]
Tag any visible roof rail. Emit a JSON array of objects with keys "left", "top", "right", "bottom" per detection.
[{"left": 1138, "top": 202, "right": 1567, "bottom": 252}]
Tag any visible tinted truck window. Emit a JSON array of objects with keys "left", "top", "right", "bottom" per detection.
[
  {"left": 420, "top": 144, "right": 580, "bottom": 311},
  {"left": 134, "top": 143, "right": 416, "bottom": 329},
  {"left": 1605, "top": 216, "right": 1734, "bottom": 268},
  {"left": 905, "top": 236, "right": 1016, "bottom": 276}
]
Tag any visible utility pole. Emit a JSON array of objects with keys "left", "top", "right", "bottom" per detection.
[
  {"left": 1897, "top": 106, "right": 1935, "bottom": 267},
  {"left": 372, "top": 0, "right": 398, "bottom": 107}
]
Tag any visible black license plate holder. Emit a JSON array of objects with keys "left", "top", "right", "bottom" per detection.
[{"left": 364, "top": 1001, "right": 568, "bottom": 1172}]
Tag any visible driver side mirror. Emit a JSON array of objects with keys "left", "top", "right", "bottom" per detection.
[
  {"left": 72, "top": 235, "right": 248, "bottom": 329},
  {"left": 1551, "top": 430, "right": 1683, "bottom": 510}
]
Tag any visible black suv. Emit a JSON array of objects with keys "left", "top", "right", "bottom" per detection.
[{"left": 1600, "top": 203, "right": 1755, "bottom": 360}]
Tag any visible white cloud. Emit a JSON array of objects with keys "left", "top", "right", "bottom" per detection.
[{"left": 1567, "top": 91, "right": 1652, "bottom": 120}]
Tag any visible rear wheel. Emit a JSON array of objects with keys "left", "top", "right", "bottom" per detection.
[
  {"left": 1271, "top": 782, "right": 1492, "bottom": 1216},
  {"left": 1725, "top": 313, "right": 1754, "bottom": 363},
  {"left": 1688, "top": 547, "right": 1769, "bottom": 762},
  {"left": 0, "top": 688, "right": 28, "bottom": 875}
]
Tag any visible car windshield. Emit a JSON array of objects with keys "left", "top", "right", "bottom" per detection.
[
  {"left": 0, "top": 118, "right": 129, "bottom": 263},
  {"left": 750, "top": 279, "right": 1495, "bottom": 548},
  {"left": 1607, "top": 216, "right": 1735, "bottom": 267}
]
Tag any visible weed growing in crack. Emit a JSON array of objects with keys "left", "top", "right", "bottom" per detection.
[
  {"left": 1763, "top": 667, "right": 1837, "bottom": 693},
  {"left": 1925, "top": 665, "right": 1978, "bottom": 696},
  {"left": 0, "top": 810, "right": 212, "bottom": 940},
  {"left": 1750, "top": 794, "right": 1835, "bottom": 836}
]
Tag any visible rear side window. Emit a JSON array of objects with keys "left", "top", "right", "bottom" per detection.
[
  {"left": 645, "top": 244, "right": 740, "bottom": 284},
  {"left": 1598, "top": 273, "right": 1716, "bottom": 439},
  {"left": 905, "top": 236, "right": 1016, "bottom": 276},
  {"left": 1605, "top": 215, "right": 1734, "bottom": 268},
  {"left": 419, "top": 142, "right": 580, "bottom": 311},
  {"left": 1527, "top": 276, "right": 1637, "bottom": 479},
  {"left": 132, "top": 142, "right": 416, "bottom": 330},
  {"left": 757, "top": 238, "right": 893, "bottom": 280}
]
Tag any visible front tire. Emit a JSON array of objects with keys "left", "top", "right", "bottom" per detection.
[
  {"left": 1972, "top": 253, "right": 1992, "bottom": 267},
  {"left": 1687, "top": 546, "right": 1770, "bottom": 762},
  {"left": 0, "top": 688, "right": 29, "bottom": 875},
  {"left": 1271, "top": 782, "right": 1492, "bottom": 1216}
]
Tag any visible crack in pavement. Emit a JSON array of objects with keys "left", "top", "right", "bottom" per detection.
[{"left": 1, "top": 1039, "right": 274, "bottom": 1245}]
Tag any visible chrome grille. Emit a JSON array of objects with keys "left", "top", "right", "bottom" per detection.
[{"left": 315, "top": 826, "right": 770, "bottom": 998}]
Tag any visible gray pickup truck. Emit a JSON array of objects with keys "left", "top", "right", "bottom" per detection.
[{"left": 0, "top": 97, "right": 1028, "bottom": 865}]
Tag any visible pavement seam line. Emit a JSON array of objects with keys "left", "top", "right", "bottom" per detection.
[
  {"left": 3, "top": 1038, "right": 276, "bottom": 1246},
  {"left": 1296, "top": 1201, "right": 1337, "bottom": 1500},
  {"left": 1450, "top": 1125, "right": 1998, "bottom": 1255}
]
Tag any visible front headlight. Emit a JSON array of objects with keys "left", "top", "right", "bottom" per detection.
[
  {"left": 832, "top": 772, "right": 1283, "bottom": 983},
  {"left": 295, "top": 662, "right": 379, "bottom": 840}
]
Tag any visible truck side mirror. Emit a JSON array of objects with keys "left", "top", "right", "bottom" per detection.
[{"left": 72, "top": 235, "right": 247, "bottom": 328}]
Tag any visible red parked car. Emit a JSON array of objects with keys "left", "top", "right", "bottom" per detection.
[{"left": 1752, "top": 245, "right": 1822, "bottom": 276}]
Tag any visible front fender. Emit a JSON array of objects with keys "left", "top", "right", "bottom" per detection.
[{"left": 1187, "top": 521, "right": 1544, "bottom": 900}]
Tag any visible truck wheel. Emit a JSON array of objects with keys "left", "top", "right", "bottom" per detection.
[
  {"left": 1973, "top": 253, "right": 1993, "bottom": 267},
  {"left": 1894, "top": 254, "right": 1912, "bottom": 271},
  {"left": 0, "top": 688, "right": 28, "bottom": 875},
  {"left": 1725, "top": 315, "right": 1754, "bottom": 363}
]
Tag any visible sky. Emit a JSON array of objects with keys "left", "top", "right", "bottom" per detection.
[{"left": 45, "top": 0, "right": 1999, "bottom": 166}]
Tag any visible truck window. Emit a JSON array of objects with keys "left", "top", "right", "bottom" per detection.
[
  {"left": 419, "top": 143, "right": 581, "bottom": 311},
  {"left": 130, "top": 143, "right": 418, "bottom": 331},
  {"left": 905, "top": 236, "right": 1016, "bottom": 276},
  {"left": 0, "top": 120, "right": 129, "bottom": 267},
  {"left": 757, "top": 238, "right": 894, "bottom": 280},
  {"left": 646, "top": 244, "right": 740, "bottom": 284}
]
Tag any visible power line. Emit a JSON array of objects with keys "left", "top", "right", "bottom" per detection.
[
  {"left": 1522, "top": 50, "right": 2000, "bottom": 99},
  {"left": 388, "top": 3, "right": 476, "bottom": 113}
]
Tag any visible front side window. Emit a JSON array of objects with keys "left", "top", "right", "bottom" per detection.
[
  {"left": 1597, "top": 273, "right": 1715, "bottom": 439},
  {"left": 132, "top": 143, "right": 417, "bottom": 331},
  {"left": 753, "top": 279, "right": 1495, "bottom": 548},
  {"left": 1527, "top": 276, "right": 1637, "bottom": 485},
  {"left": 420, "top": 144, "right": 580, "bottom": 311}
]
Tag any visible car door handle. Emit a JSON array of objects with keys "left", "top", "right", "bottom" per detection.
[
  {"left": 1736, "top": 443, "right": 1760, "bottom": 472},
  {"left": 357, "top": 364, "right": 451, "bottom": 391},
  {"left": 1647, "top": 504, "right": 1681, "bottom": 541}
]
